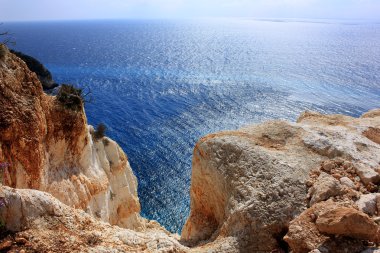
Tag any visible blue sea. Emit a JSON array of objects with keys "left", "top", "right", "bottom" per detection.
[{"left": 4, "top": 19, "right": 380, "bottom": 233}]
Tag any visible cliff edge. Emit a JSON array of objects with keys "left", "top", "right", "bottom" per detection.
[{"left": 182, "top": 108, "right": 380, "bottom": 252}]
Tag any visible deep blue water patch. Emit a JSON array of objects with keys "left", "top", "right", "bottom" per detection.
[{"left": 4, "top": 19, "right": 380, "bottom": 233}]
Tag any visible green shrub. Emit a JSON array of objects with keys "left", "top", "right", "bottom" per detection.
[
  {"left": 93, "top": 123, "right": 107, "bottom": 140},
  {"left": 57, "top": 84, "right": 84, "bottom": 111}
]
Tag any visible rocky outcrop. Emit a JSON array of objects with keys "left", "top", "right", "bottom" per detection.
[
  {"left": 0, "top": 47, "right": 143, "bottom": 229},
  {"left": 182, "top": 109, "right": 380, "bottom": 252},
  {"left": 284, "top": 156, "right": 380, "bottom": 253},
  {"left": 0, "top": 186, "right": 187, "bottom": 253}
]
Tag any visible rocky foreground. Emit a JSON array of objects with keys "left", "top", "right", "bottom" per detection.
[{"left": 1, "top": 46, "right": 380, "bottom": 252}]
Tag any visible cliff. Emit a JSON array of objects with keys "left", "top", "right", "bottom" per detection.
[
  {"left": 1, "top": 46, "right": 380, "bottom": 253},
  {"left": 0, "top": 46, "right": 143, "bottom": 230},
  {"left": 182, "top": 109, "right": 380, "bottom": 252}
]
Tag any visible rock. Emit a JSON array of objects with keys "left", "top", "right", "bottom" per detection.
[
  {"left": 363, "top": 127, "right": 380, "bottom": 145},
  {"left": 356, "top": 165, "right": 380, "bottom": 185},
  {"left": 0, "top": 186, "right": 188, "bottom": 253},
  {"left": 182, "top": 121, "right": 316, "bottom": 251},
  {"left": 284, "top": 206, "right": 329, "bottom": 253},
  {"left": 356, "top": 194, "right": 379, "bottom": 216},
  {"left": 377, "top": 195, "right": 380, "bottom": 215},
  {"left": 361, "top": 109, "right": 380, "bottom": 119},
  {"left": 15, "top": 237, "right": 28, "bottom": 244},
  {"left": 182, "top": 109, "right": 380, "bottom": 252},
  {"left": 340, "top": 176, "right": 355, "bottom": 189},
  {"left": 285, "top": 201, "right": 368, "bottom": 253},
  {"left": 0, "top": 240, "right": 12, "bottom": 250},
  {"left": 308, "top": 172, "right": 344, "bottom": 206},
  {"left": 361, "top": 248, "right": 380, "bottom": 253},
  {"left": 316, "top": 206, "right": 379, "bottom": 241},
  {"left": 322, "top": 160, "right": 336, "bottom": 172},
  {"left": 0, "top": 52, "right": 144, "bottom": 230}
]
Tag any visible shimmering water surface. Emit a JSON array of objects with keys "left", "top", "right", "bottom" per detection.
[{"left": 4, "top": 19, "right": 380, "bottom": 233}]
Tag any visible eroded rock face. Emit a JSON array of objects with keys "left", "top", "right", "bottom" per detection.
[
  {"left": 0, "top": 50, "right": 143, "bottom": 229},
  {"left": 0, "top": 186, "right": 187, "bottom": 253},
  {"left": 182, "top": 110, "right": 380, "bottom": 252}
]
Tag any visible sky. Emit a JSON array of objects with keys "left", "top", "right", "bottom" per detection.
[{"left": 1, "top": 0, "right": 380, "bottom": 21}]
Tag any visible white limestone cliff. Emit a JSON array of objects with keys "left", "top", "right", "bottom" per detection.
[{"left": 0, "top": 48, "right": 144, "bottom": 229}]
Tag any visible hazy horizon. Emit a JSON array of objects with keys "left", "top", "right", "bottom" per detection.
[{"left": 1, "top": 0, "right": 380, "bottom": 22}]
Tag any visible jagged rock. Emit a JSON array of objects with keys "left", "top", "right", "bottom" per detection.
[
  {"left": 361, "top": 109, "right": 380, "bottom": 119},
  {"left": 356, "top": 165, "right": 380, "bottom": 185},
  {"left": 183, "top": 109, "right": 380, "bottom": 252},
  {"left": 356, "top": 194, "right": 379, "bottom": 216},
  {"left": 316, "top": 206, "right": 379, "bottom": 241},
  {"left": 340, "top": 176, "right": 355, "bottom": 189},
  {"left": 0, "top": 186, "right": 188, "bottom": 253},
  {"left": 308, "top": 172, "right": 344, "bottom": 206},
  {"left": 284, "top": 200, "right": 369, "bottom": 253},
  {"left": 0, "top": 240, "right": 12, "bottom": 251}
]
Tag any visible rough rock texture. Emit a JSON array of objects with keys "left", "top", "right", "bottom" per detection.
[
  {"left": 0, "top": 186, "right": 188, "bottom": 253},
  {"left": 0, "top": 48, "right": 143, "bottom": 229},
  {"left": 182, "top": 109, "right": 380, "bottom": 252},
  {"left": 284, "top": 156, "right": 380, "bottom": 253},
  {"left": 357, "top": 194, "right": 379, "bottom": 216},
  {"left": 308, "top": 172, "right": 344, "bottom": 205},
  {"left": 316, "top": 206, "right": 379, "bottom": 240},
  {"left": 284, "top": 200, "right": 370, "bottom": 253}
]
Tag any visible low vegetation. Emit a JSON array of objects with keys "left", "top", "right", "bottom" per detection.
[
  {"left": 56, "top": 84, "right": 84, "bottom": 111},
  {"left": 93, "top": 123, "right": 107, "bottom": 140}
]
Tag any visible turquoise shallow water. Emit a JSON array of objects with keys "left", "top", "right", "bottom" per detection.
[{"left": 4, "top": 18, "right": 380, "bottom": 233}]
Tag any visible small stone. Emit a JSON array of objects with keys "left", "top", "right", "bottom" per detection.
[
  {"left": 356, "top": 166, "right": 380, "bottom": 185},
  {"left": 343, "top": 161, "right": 353, "bottom": 169},
  {"left": 15, "top": 237, "right": 28, "bottom": 244},
  {"left": 322, "top": 160, "right": 335, "bottom": 172},
  {"left": 357, "top": 194, "right": 379, "bottom": 216},
  {"left": 0, "top": 240, "right": 12, "bottom": 250},
  {"left": 332, "top": 173, "right": 341, "bottom": 179},
  {"left": 373, "top": 217, "right": 380, "bottom": 224},
  {"left": 376, "top": 195, "right": 380, "bottom": 214},
  {"left": 309, "top": 172, "right": 344, "bottom": 206},
  {"left": 340, "top": 177, "right": 355, "bottom": 189}
]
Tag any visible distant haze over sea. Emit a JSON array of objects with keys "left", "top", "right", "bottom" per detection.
[{"left": 4, "top": 18, "right": 380, "bottom": 233}]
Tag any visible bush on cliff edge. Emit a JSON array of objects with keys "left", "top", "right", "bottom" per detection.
[{"left": 56, "top": 84, "right": 84, "bottom": 111}]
